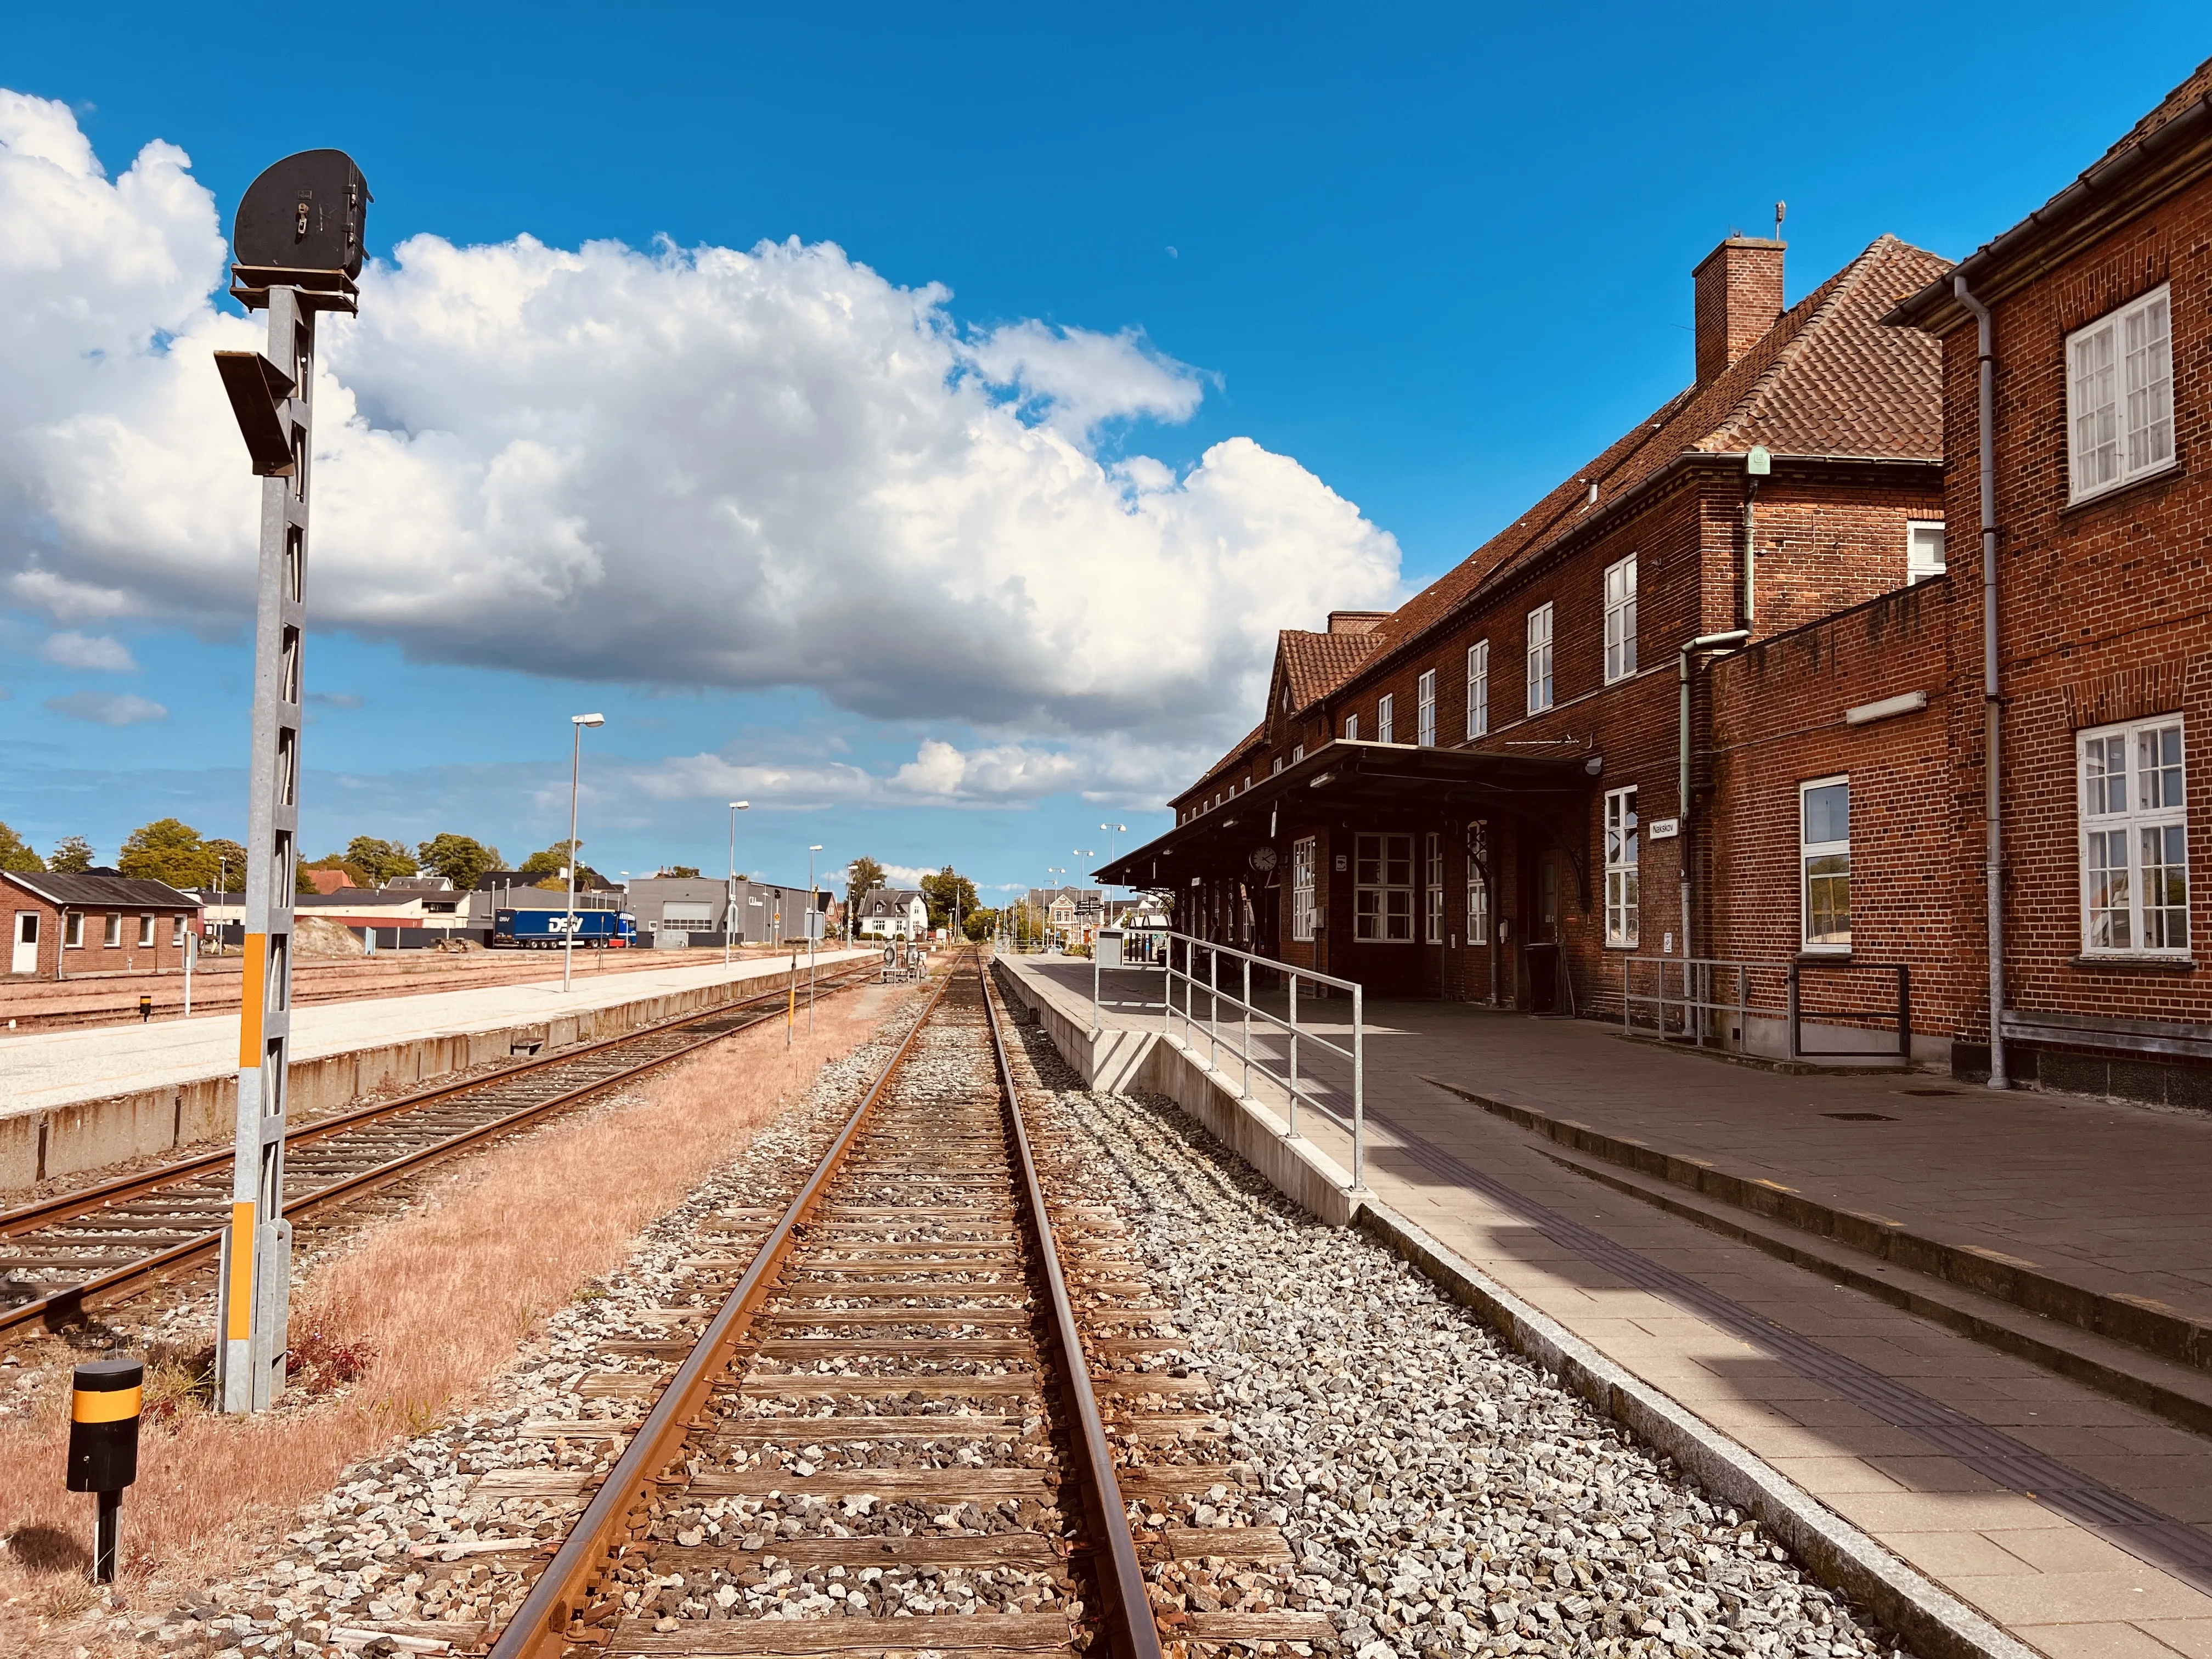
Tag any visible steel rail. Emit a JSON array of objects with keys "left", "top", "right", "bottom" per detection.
[
  {"left": 0, "top": 969, "right": 876, "bottom": 1338},
  {"left": 981, "top": 958, "right": 1163, "bottom": 1657},
  {"left": 487, "top": 957, "right": 963, "bottom": 1659},
  {"left": 0, "top": 963, "right": 877, "bottom": 1242}
]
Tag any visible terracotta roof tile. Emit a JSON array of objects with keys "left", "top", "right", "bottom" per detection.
[
  {"left": 2095, "top": 55, "right": 2212, "bottom": 168},
  {"left": 1280, "top": 629, "right": 1381, "bottom": 710},
  {"left": 1341, "top": 234, "right": 1948, "bottom": 678}
]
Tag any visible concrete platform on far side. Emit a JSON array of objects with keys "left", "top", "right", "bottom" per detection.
[{"left": 0, "top": 949, "right": 872, "bottom": 1192}]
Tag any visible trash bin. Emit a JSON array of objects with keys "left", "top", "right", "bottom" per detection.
[{"left": 1523, "top": 941, "right": 1561, "bottom": 1013}]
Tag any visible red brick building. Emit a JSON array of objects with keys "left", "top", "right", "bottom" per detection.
[
  {"left": 1108, "top": 59, "right": 2212, "bottom": 1105},
  {"left": 3, "top": 870, "right": 204, "bottom": 980},
  {"left": 1106, "top": 231, "right": 1952, "bottom": 1025},
  {"left": 1884, "top": 59, "right": 2212, "bottom": 1101}
]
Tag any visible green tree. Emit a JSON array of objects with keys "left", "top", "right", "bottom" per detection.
[
  {"left": 119, "top": 818, "right": 218, "bottom": 887},
  {"left": 663, "top": 865, "right": 702, "bottom": 879},
  {"left": 343, "top": 836, "right": 419, "bottom": 887},
  {"left": 416, "top": 833, "right": 501, "bottom": 892},
  {"left": 520, "top": 840, "right": 607, "bottom": 889},
  {"left": 919, "top": 865, "right": 979, "bottom": 932},
  {"left": 0, "top": 821, "right": 45, "bottom": 873},
  {"left": 963, "top": 906, "right": 998, "bottom": 942},
  {"left": 48, "top": 835, "right": 96, "bottom": 873},
  {"left": 204, "top": 839, "right": 248, "bottom": 894},
  {"left": 844, "top": 856, "right": 885, "bottom": 913}
]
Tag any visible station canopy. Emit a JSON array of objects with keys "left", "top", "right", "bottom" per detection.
[{"left": 1093, "top": 738, "right": 1592, "bottom": 888}]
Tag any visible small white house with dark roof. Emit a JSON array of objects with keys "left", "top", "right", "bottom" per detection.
[{"left": 857, "top": 889, "right": 929, "bottom": 940}]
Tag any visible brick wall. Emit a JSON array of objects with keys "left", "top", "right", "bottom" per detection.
[
  {"left": 1245, "top": 462, "right": 1944, "bottom": 1012},
  {"left": 1706, "top": 577, "right": 1973, "bottom": 1048},
  {"left": 1941, "top": 164, "right": 2212, "bottom": 1046}
]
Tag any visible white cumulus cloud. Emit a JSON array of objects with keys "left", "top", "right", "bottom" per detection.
[
  {"left": 45, "top": 690, "right": 166, "bottom": 725},
  {"left": 0, "top": 93, "right": 1403, "bottom": 804},
  {"left": 37, "top": 630, "right": 137, "bottom": 671}
]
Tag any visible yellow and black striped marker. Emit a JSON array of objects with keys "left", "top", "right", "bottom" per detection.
[{"left": 67, "top": 1358, "right": 142, "bottom": 1583}]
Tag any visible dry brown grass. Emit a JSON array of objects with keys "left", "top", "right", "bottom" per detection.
[{"left": 0, "top": 983, "right": 905, "bottom": 1654}]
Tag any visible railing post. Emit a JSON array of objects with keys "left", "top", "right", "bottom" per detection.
[
  {"left": 1736, "top": 965, "right": 1748, "bottom": 1052},
  {"left": 1657, "top": 955, "right": 1667, "bottom": 1040},
  {"left": 1207, "top": 946, "right": 1219, "bottom": 1073},
  {"left": 1287, "top": 972, "right": 1301, "bottom": 1139},
  {"left": 1786, "top": 963, "right": 1802, "bottom": 1062},
  {"left": 1351, "top": 982, "right": 1366, "bottom": 1193},
  {"left": 1897, "top": 963, "right": 1912, "bottom": 1062},
  {"left": 1622, "top": 957, "right": 1631, "bottom": 1035},
  {"left": 1241, "top": 956, "right": 1252, "bottom": 1099}
]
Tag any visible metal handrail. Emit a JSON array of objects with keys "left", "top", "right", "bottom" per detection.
[
  {"left": 1621, "top": 953, "right": 1912, "bottom": 1062},
  {"left": 1152, "top": 933, "right": 1366, "bottom": 1190}
]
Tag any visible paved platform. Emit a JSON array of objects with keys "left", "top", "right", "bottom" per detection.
[
  {"left": 1005, "top": 956, "right": 2212, "bottom": 1657},
  {"left": 0, "top": 950, "right": 870, "bottom": 1189}
]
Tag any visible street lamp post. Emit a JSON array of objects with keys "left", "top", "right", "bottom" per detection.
[
  {"left": 726, "top": 802, "right": 750, "bottom": 966},
  {"left": 563, "top": 713, "right": 605, "bottom": 993},
  {"left": 807, "top": 844, "right": 823, "bottom": 1034}
]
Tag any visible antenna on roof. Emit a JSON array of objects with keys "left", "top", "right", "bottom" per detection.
[{"left": 1775, "top": 200, "right": 1786, "bottom": 241}]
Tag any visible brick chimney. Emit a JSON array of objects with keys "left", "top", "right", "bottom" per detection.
[{"left": 1692, "top": 237, "right": 1784, "bottom": 385}]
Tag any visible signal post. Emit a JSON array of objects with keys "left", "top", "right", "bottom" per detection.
[{"left": 213, "top": 151, "right": 371, "bottom": 1413}]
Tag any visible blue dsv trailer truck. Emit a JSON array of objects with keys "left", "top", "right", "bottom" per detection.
[{"left": 492, "top": 909, "right": 637, "bottom": 949}]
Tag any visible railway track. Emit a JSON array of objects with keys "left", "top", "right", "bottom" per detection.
[
  {"left": 484, "top": 953, "right": 1170, "bottom": 1658},
  {"left": 0, "top": 963, "right": 879, "bottom": 1339}
]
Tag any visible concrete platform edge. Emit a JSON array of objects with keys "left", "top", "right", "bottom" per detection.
[
  {"left": 1421, "top": 1071, "right": 2212, "bottom": 1380},
  {"left": 1, "top": 954, "right": 868, "bottom": 1193},
  {"left": 992, "top": 956, "right": 2033, "bottom": 1659},
  {"left": 992, "top": 958, "right": 1355, "bottom": 1224},
  {"left": 1355, "top": 1200, "right": 2036, "bottom": 1659}
]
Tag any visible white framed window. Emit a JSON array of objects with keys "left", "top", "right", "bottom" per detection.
[
  {"left": 1604, "top": 556, "right": 1638, "bottom": 683},
  {"left": 1272, "top": 757, "right": 1283, "bottom": 775},
  {"left": 1526, "top": 603, "right": 1554, "bottom": 713},
  {"left": 138, "top": 914, "right": 155, "bottom": 947},
  {"left": 1604, "top": 787, "right": 1639, "bottom": 947},
  {"left": 1416, "top": 670, "right": 1437, "bottom": 747},
  {"left": 1426, "top": 832, "right": 1445, "bottom": 941},
  {"left": 1345, "top": 713, "right": 1359, "bottom": 741},
  {"left": 2068, "top": 284, "right": 2175, "bottom": 504},
  {"left": 1466, "top": 641, "right": 1489, "bottom": 738},
  {"left": 2080, "top": 716, "right": 2190, "bottom": 956},
  {"left": 1466, "top": 821, "right": 1489, "bottom": 945},
  {"left": 171, "top": 915, "right": 185, "bottom": 946},
  {"left": 65, "top": 913, "right": 83, "bottom": 949},
  {"left": 1354, "top": 833, "right": 1414, "bottom": 943},
  {"left": 1800, "top": 777, "right": 1851, "bottom": 953},
  {"left": 103, "top": 913, "right": 121, "bottom": 948},
  {"left": 1907, "top": 521, "right": 1946, "bottom": 585},
  {"left": 1292, "top": 743, "right": 1305, "bottom": 763},
  {"left": 1377, "top": 694, "right": 1395, "bottom": 744},
  {"left": 1291, "top": 837, "right": 1317, "bottom": 943}
]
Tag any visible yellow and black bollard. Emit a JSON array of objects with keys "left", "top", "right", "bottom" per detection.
[
  {"left": 66, "top": 1358, "right": 142, "bottom": 1583},
  {"left": 138, "top": 995, "right": 153, "bottom": 1023}
]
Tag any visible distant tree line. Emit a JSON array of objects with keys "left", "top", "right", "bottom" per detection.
[{"left": 0, "top": 819, "right": 603, "bottom": 897}]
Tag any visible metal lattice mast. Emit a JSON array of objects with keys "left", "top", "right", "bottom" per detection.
[{"left": 213, "top": 150, "right": 369, "bottom": 1414}]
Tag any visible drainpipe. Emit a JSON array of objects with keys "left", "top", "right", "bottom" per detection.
[
  {"left": 1956, "top": 274, "right": 2008, "bottom": 1088},
  {"left": 1678, "top": 630, "right": 1751, "bottom": 975}
]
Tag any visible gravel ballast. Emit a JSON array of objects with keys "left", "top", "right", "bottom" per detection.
[{"left": 1008, "top": 1019, "right": 1909, "bottom": 1659}]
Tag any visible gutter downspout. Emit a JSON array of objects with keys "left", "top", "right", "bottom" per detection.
[
  {"left": 1955, "top": 273, "right": 2008, "bottom": 1088},
  {"left": 1678, "top": 629, "right": 1752, "bottom": 1015}
]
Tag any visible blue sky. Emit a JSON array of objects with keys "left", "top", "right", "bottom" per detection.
[{"left": 2, "top": 5, "right": 2205, "bottom": 896}]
